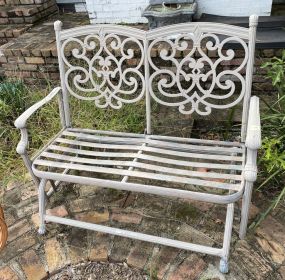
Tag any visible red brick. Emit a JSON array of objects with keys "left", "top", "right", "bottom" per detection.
[
  {"left": 31, "top": 205, "right": 68, "bottom": 227},
  {"left": 19, "top": 249, "right": 47, "bottom": 280},
  {"left": 8, "top": 219, "right": 31, "bottom": 242},
  {"left": 168, "top": 254, "right": 206, "bottom": 280},
  {"left": 0, "top": 266, "right": 19, "bottom": 280},
  {"left": 75, "top": 209, "right": 109, "bottom": 224},
  {"left": 45, "top": 238, "right": 66, "bottom": 273},
  {"left": 154, "top": 247, "right": 180, "bottom": 279},
  {"left": 47, "top": 205, "right": 68, "bottom": 216},
  {"left": 111, "top": 210, "right": 142, "bottom": 224},
  {"left": 89, "top": 232, "right": 109, "bottom": 262},
  {"left": 25, "top": 57, "right": 45, "bottom": 64},
  {"left": 18, "top": 64, "right": 38, "bottom": 71},
  {"left": 127, "top": 242, "right": 153, "bottom": 269}
]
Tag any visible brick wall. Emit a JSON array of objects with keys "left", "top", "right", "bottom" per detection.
[
  {"left": 85, "top": 0, "right": 149, "bottom": 24},
  {"left": 1, "top": 44, "right": 281, "bottom": 97}
]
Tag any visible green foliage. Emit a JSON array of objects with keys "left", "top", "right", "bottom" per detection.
[
  {"left": 261, "top": 50, "right": 285, "bottom": 90},
  {"left": 252, "top": 50, "right": 285, "bottom": 228},
  {"left": 0, "top": 81, "right": 27, "bottom": 123}
]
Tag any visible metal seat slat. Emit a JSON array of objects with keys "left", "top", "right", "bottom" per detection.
[
  {"left": 62, "top": 131, "right": 243, "bottom": 154},
  {"left": 48, "top": 145, "right": 244, "bottom": 171},
  {"left": 33, "top": 159, "right": 241, "bottom": 191},
  {"left": 54, "top": 138, "right": 244, "bottom": 162},
  {"left": 39, "top": 152, "right": 243, "bottom": 181}
]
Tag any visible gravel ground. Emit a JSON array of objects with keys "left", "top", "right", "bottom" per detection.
[{"left": 48, "top": 261, "right": 149, "bottom": 280}]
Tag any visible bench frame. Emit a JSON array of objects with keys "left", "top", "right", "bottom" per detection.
[{"left": 15, "top": 15, "right": 261, "bottom": 273}]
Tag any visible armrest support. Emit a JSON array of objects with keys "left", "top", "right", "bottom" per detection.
[
  {"left": 244, "top": 96, "right": 261, "bottom": 182},
  {"left": 245, "top": 96, "right": 261, "bottom": 150},
  {"left": 14, "top": 87, "right": 61, "bottom": 155}
]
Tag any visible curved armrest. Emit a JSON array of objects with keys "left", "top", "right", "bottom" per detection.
[
  {"left": 245, "top": 96, "right": 261, "bottom": 150},
  {"left": 14, "top": 87, "right": 61, "bottom": 155},
  {"left": 14, "top": 87, "right": 61, "bottom": 129}
]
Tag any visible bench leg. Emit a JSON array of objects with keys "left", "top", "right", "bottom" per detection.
[
  {"left": 239, "top": 181, "right": 253, "bottom": 239},
  {"left": 38, "top": 179, "right": 47, "bottom": 235},
  {"left": 220, "top": 203, "right": 234, "bottom": 274}
]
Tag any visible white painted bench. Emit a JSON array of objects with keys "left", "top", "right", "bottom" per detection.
[{"left": 15, "top": 15, "right": 261, "bottom": 273}]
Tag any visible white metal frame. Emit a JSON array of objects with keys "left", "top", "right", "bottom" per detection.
[{"left": 14, "top": 15, "right": 261, "bottom": 274}]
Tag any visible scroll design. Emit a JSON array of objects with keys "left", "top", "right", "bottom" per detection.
[
  {"left": 61, "top": 32, "right": 145, "bottom": 109},
  {"left": 147, "top": 26, "right": 249, "bottom": 115}
]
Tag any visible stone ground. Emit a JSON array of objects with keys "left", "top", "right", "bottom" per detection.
[{"left": 0, "top": 174, "right": 285, "bottom": 280}]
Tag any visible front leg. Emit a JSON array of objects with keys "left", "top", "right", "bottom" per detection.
[
  {"left": 239, "top": 149, "right": 257, "bottom": 239},
  {"left": 38, "top": 179, "right": 47, "bottom": 235}
]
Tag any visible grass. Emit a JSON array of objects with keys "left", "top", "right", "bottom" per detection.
[{"left": 0, "top": 79, "right": 146, "bottom": 185}]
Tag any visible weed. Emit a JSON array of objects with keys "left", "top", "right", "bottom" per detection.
[{"left": 250, "top": 50, "right": 285, "bottom": 228}]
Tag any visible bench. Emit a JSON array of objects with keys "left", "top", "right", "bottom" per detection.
[{"left": 15, "top": 15, "right": 261, "bottom": 273}]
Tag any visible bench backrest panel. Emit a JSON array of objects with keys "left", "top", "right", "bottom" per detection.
[{"left": 55, "top": 16, "right": 258, "bottom": 141}]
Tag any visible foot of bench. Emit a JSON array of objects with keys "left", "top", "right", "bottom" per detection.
[
  {"left": 219, "top": 258, "right": 229, "bottom": 274},
  {"left": 38, "top": 225, "right": 46, "bottom": 235}
]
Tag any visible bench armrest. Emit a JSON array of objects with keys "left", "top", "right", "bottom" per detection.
[
  {"left": 245, "top": 96, "right": 261, "bottom": 150},
  {"left": 14, "top": 87, "right": 61, "bottom": 155},
  {"left": 14, "top": 87, "right": 61, "bottom": 129}
]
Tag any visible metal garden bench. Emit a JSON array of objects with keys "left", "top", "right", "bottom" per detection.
[{"left": 15, "top": 15, "right": 261, "bottom": 273}]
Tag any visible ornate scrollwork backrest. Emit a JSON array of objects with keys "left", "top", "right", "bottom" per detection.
[
  {"left": 59, "top": 26, "right": 146, "bottom": 109},
  {"left": 146, "top": 23, "right": 251, "bottom": 116},
  {"left": 56, "top": 20, "right": 257, "bottom": 135}
]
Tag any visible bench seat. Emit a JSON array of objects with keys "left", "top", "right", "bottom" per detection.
[{"left": 32, "top": 127, "right": 245, "bottom": 204}]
